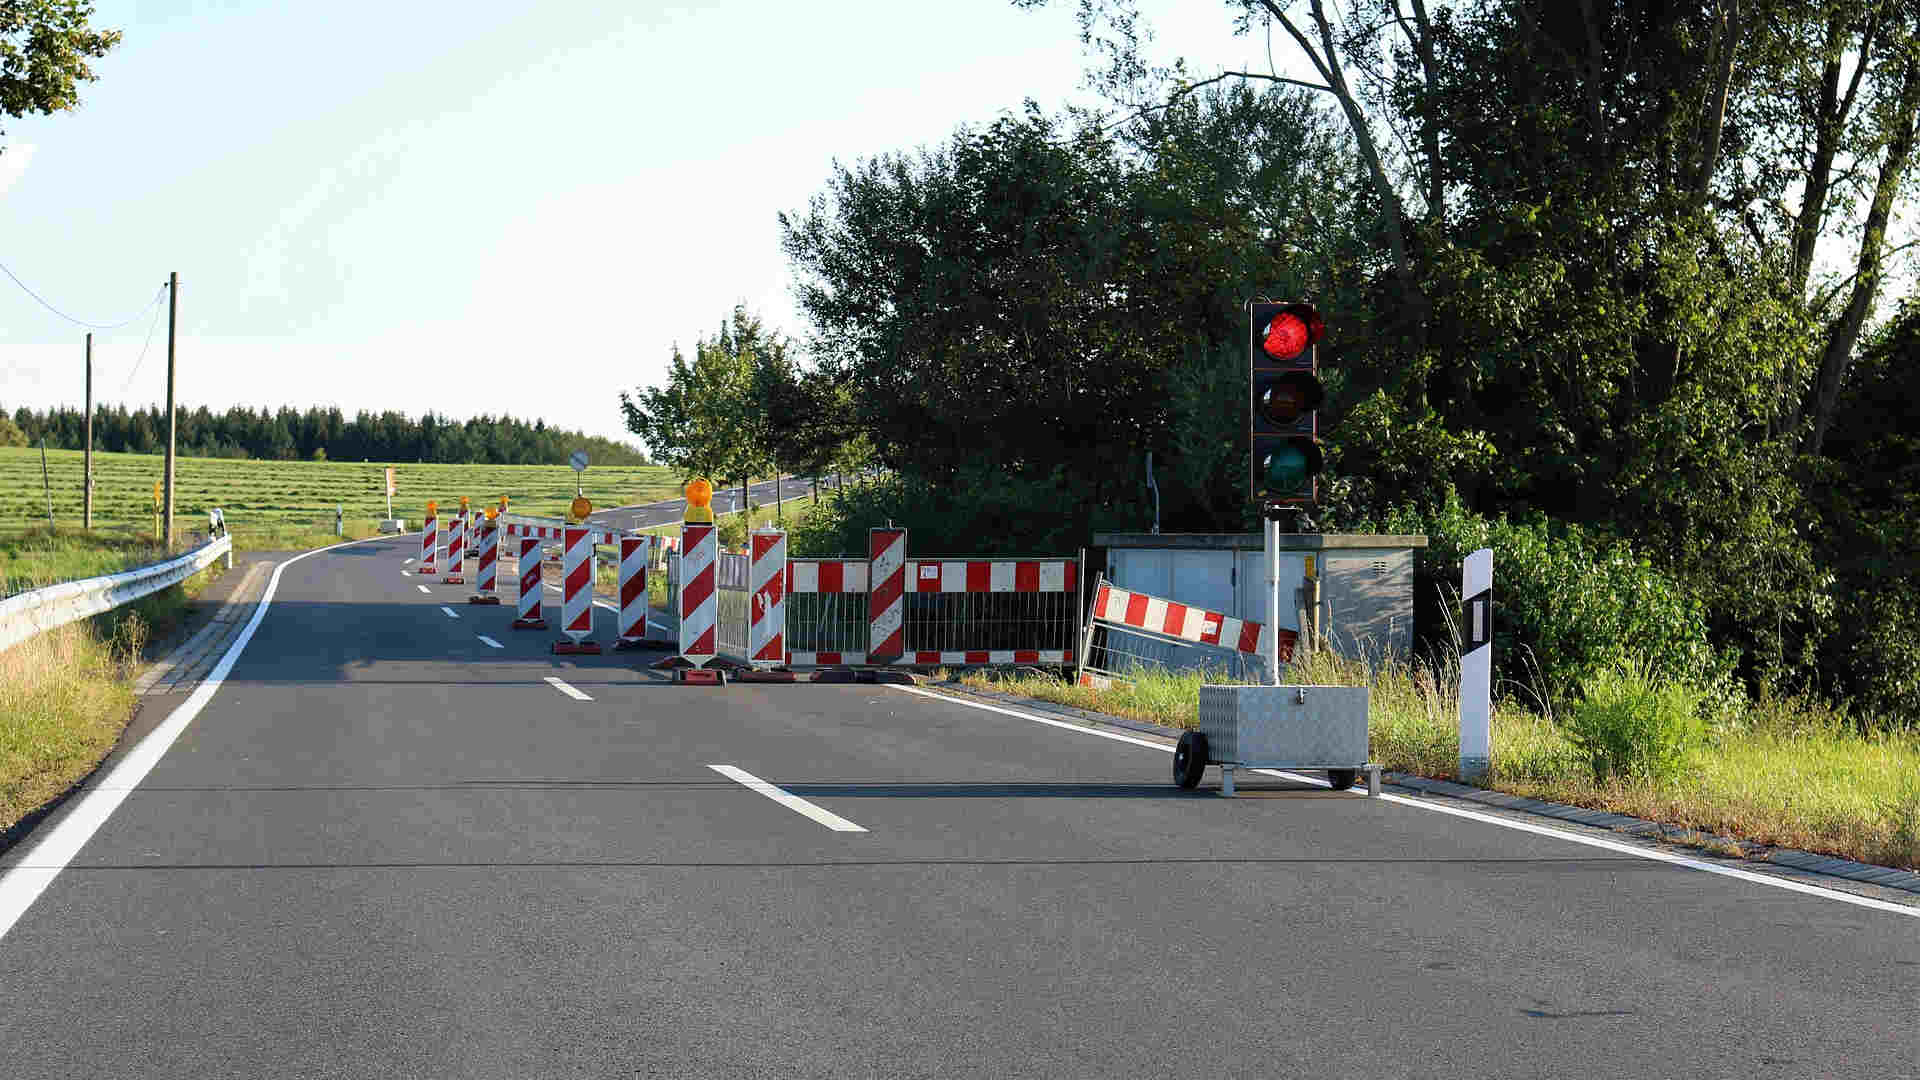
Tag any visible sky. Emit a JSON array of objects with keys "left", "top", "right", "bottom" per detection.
[{"left": 0, "top": 0, "right": 1314, "bottom": 450}]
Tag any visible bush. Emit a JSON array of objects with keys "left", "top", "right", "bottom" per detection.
[
  {"left": 1563, "top": 655, "right": 1710, "bottom": 783},
  {"left": 789, "top": 463, "right": 1145, "bottom": 558},
  {"left": 1352, "top": 484, "right": 1736, "bottom": 710}
]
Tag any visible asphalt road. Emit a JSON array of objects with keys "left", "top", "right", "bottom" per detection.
[
  {"left": 587, "top": 473, "right": 842, "bottom": 535},
  {"left": 0, "top": 534, "right": 1915, "bottom": 1078}
]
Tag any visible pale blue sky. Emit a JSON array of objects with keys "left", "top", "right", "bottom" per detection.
[{"left": 0, "top": 1, "right": 1309, "bottom": 447}]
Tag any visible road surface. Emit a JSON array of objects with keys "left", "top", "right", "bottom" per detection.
[{"left": 0, "top": 534, "right": 1914, "bottom": 1078}]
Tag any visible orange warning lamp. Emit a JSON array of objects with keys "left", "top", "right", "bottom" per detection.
[
  {"left": 485, "top": 506, "right": 497, "bottom": 521},
  {"left": 426, "top": 500, "right": 438, "bottom": 516},
  {"left": 684, "top": 478, "right": 715, "bottom": 524},
  {"left": 460, "top": 495, "right": 470, "bottom": 508},
  {"left": 570, "top": 495, "right": 593, "bottom": 520}
]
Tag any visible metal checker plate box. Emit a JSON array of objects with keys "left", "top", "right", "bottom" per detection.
[{"left": 1197, "top": 685, "right": 1369, "bottom": 766}]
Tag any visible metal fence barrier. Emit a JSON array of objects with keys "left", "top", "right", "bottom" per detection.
[
  {"left": 0, "top": 520, "right": 233, "bottom": 655},
  {"left": 714, "top": 550, "right": 751, "bottom": 663},
  {"left": 1076, "top": 573, "right": 1292, "bottom": 688}
]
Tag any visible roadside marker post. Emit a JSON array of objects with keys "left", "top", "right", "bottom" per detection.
[
  {"left": 511, "top": 536, "right": 547, "bottom": 630},
  {"left": 868, "top": 527, "right": 907, "bottom": 664},
  {"left": 442, "top": 509, "right": 466, "bottom": 585},
  {"left": 552, "top": 524, "right": 600, "bottom": 655},
  {"left": 469, "top": 511, "right": 500, "bottom": 604},
  {"left": 1459, "top": 548, "right": 1493, "bottom": 782}
]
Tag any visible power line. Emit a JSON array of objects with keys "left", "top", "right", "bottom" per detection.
[
  {"left": 119, "top": 283, "right": 169, "bottom": 397},
  {"left": 0, "top": 259, "right": 167, "bottom": 330}
]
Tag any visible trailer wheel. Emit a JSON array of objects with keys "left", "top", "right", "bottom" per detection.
[
  {"left": 1174, "top": 732, "right": 1209, "bottom": 790},
  {"left": 1326, "top": 768, "right": 1358, "bottom": 791}
]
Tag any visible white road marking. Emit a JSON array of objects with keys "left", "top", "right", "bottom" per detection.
[
  {"left": 544, "top": 676, "right": 591, "bottom": 701},
  {"left": 0, "top": 534, "right": 386, "bottom": 942},
  {"left": 886, "top": 686, "right": 1920, "bottom": 920},
  {"left": 400, "top": 570, "right": 409, "bottom": 576},
  {"left": 416, "top": 584, "right": 430, "bottom": 594},
  {"left": 404, "top": 557, "right": 415, "bottom": 564},
  {"left": 441, "top": 606, "right": 459, "bottom": 618},
  {"left": 477, "top": 635, "right": 503, "bottom": 649},
  {"left": 708, "top": 764, "right": 868, "bottom": 833}
]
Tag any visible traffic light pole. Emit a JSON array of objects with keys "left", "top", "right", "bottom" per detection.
[{"left": 1265, "top": 517, "right": 1282, "bottom": 685}]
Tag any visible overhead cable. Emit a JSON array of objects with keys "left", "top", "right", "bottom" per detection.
[{"left": 0, "top": 259, "right": 166, "bottom": 330}]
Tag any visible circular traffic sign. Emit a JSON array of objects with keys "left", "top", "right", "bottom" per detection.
[{"left": 569, "top": 450, "right": 589, "bottom": 472}]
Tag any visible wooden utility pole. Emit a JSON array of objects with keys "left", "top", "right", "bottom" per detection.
[
  {"left": 163, "top": 272, "right": 177, "bottom": 547},
  {"left": 83, "top": 333, "right": 93, "bottom": 529}
]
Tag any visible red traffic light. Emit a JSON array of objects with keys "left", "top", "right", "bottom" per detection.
[{"left": 1259, "top": 303, "right": 1325, "bottom": 362}]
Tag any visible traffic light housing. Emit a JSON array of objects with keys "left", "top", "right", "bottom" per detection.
[{"left": 1248, "top": 300, "right": 1325, "bottom": 507}]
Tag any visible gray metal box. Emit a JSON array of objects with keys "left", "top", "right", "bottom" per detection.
[{"left": 1197, "top": 684, "right": 1370, "bottom": 766}]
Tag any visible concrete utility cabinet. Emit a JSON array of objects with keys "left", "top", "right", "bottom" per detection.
[{"left": 1094, "top": 532, "right": 1426, "bottom": 678}]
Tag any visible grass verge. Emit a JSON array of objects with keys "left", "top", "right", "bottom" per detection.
[{"left": 959, "top": 647, "right": 1920, "bottom": 873}]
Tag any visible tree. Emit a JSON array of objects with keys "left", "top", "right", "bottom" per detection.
[
  {"left": 621, "top": 306, "right": 774, "bottom": 482},
  {"left": 0, "top": 413, "right": 25, "bottom": 446},
  {"left": 0, "top": 0, "right": 120, "bottom": 150}
]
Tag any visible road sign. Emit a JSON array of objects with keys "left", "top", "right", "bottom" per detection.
[
  {"left": 569, "top": 450, "right": 589, "bottom": 472},
  {"left": 384, "top": 467, "right": 396, "bottom": 497}
]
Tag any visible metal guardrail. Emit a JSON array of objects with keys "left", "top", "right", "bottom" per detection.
[{"left": 0, "top": 530, "right": 234, "bottom": 655}]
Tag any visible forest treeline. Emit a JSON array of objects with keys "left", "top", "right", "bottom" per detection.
[{"left": 0, "top": 403, "right": 649, "bottom": 467}]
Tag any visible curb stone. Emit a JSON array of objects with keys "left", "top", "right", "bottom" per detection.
[{"left": 933, "top": 679, "right": 1920, "bottom": 901}]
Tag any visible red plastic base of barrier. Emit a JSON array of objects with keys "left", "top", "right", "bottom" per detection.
[
  {"left": 674, "top": 668, "right": 726, "bottom": 686},
  {"left": 511, "top": 617, "right": 548, "bottom": 630},
  {"left": 734, "top": 669, "right": 797, "bottom": 684},
  {"left": 442, "top": 576, "right": 465, "bottom": 585},
  {"left": 467, "top": 595, "right": 501, "bottom": 605},
  {"left": 552, "top": 640, "right": 602, "bottom": 655}
]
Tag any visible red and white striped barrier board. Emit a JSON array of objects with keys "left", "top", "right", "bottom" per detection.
[
  {"left": 868, "top": 528, "right": 906, "bottom": 662},
  {"left": 420, "top": 514, "right": 438, "bottom": 575},
  {"left": 784, "top": 556, "right": 1079, "bottom": 667},
  {"left": 1078, "top": 577, "right": 1295, "bottom": 687},
  {"left": 469, "top": 518, "right": 499, "bottom": 603},
  {"left": 501, "top": 513, "right": 625, "bottom": 546},
  {"left": 511, "top": 536, "right": 546, "bottom": 629},
  {"left": 787, "top": 560, "right": 869, "bottom": 593},
  {"left": 906, "top": 560, "right": 1075, "bottom": 593},
  {"left": 749, "top": 528, "right": 787, "bottom": 667},
  {"left": 616, "top": 536, "right": 652, "bottom": 646},
  {"left": 678, "top": 522, "right": 717, "bottom": 667},
  {"left": 442, "top": 512, "right": 466, "bottom": 584},
  {"left": 553, "top": 524, "right": 599, "bottom": 654}
]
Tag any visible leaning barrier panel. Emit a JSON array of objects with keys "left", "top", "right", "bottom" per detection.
[
  {"left": 713, "top": 550, "right": 752, "bottom": 664},
  {"left": 0, "top": 531, "right": 234, "bottom": 655},
  {"left": 1076, "top": 573, "right": 1294, "bottom": 688}
]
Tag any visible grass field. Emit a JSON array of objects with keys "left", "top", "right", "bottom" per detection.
[{"left": 0, "top": 445, "right": 687, "bottom": 542}]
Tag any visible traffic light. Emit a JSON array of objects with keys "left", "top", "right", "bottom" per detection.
[{"left": 1248, "top": 299, "right": 1325, "bottom": 507}]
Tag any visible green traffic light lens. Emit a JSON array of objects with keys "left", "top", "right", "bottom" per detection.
[{"left": 1262, "top": 445, "right": 1308, "bottom": 492}]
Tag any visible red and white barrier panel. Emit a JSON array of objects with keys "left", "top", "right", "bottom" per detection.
[
  {"left": 785, "top": 556, "right": 1077, "bottom": 667},
  {"left": 1079, "top": 577, "right": 1295, "bottom": 688},
  {"left": 678, "top": 522, "right": 718, "bottom": 667},
  {"left": 501, "top": 514, "right": 625, "bottom": 546},
  {"left": 468, "top": 518, "right": 500, "bottom": 604},
  {"left": 553, "top": 525, "right": 599, "bottom": 655},
  {"left": 511, "top": 536, "right": 546, "bottom": 630},
  {"left": 442, "top": 512, "right": 466, "bottom": 584},
  {"left": 868, "top": 528, "right": 906, "bottom": 662},
  {"left": 420, "top": 514, "right": 438, "bottom": 575},
  {"left": 614, "top": 536, "right": 664, "bottom": 648},
  {"left": 749, "top": 528, "right": 787, "bottom": 667}
]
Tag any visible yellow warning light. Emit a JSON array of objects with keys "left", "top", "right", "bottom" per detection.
[
  {"left": 485, "top": 506, "right": 498, "bottom": 521},
  {"left": 426, "top": 500, "right": 438, "bottom": 515},
  {"left": 570, "top": 495, "right": 593, "bottom": 520},
  {"left": 460, "top": 495, "right": 470, "bottom": 507},
  {"left": 684, "top": 478, "right": 714, "bottom": 524}
]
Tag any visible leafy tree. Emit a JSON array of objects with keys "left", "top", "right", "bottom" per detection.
[
  {"left": 0, "top": 413, "right": 25, "bottom": 446},
  {"left": 621, "top": 306, "right": 775, "bottom": 482},
  {"left": 0, "top": 0, "right": 119, "bottom": 150}
]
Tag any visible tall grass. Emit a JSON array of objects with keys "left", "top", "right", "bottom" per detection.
[{"left": 0, "top": 616, "right": 145, "bottom": 835}]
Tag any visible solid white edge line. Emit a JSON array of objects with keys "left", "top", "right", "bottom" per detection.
[
  {"left": 0, "top": 533, "right": 410, "bottom": 940},
  {"left": 440, "top": 606, "right": 459, "bottom": 618},
  {"left": 886, "top": 685, "right": 1920, "bottom": 921},
  {"left": 708, "top": 764, "right": 867, "bottom": 833},
  {"left": 543, "top": 676, "right": 591, "bottom": 701},
  {"left": 477, "top": 635, "right": 503, "bottom": 649}
]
